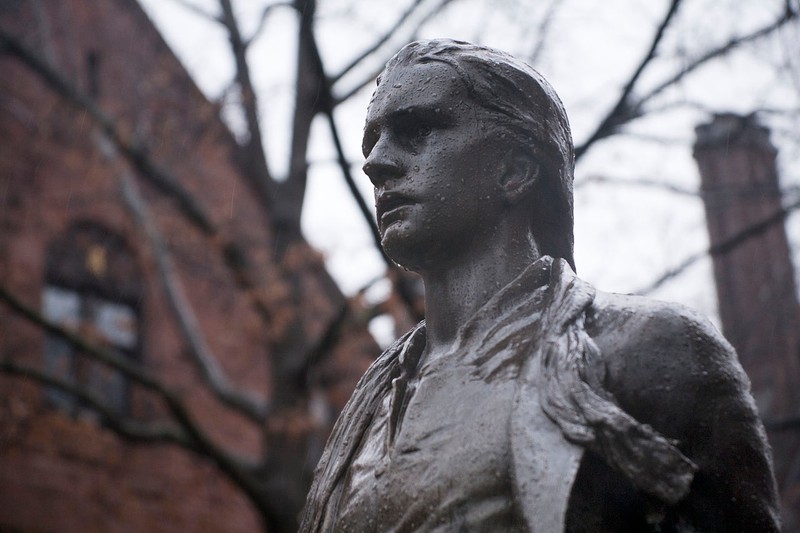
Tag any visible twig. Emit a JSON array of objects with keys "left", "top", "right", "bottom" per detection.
[
  {"left": 323, "top": 109, "right": 383, "bottom": 256},
  {"left": 575, "top": 5, "right": 797, "bottom": 160},
  {"left": 333, "top": 61, "right": 385, "bottom": 104},
  {"left": 0, "top": 281, "right": 253, "bottom": 467},
  {"left": 0, "top": 359, "right": 192, "bottom": 447},
  {"left": 636, "top": 195, "right": 800, "bottom": 295},
  {"left": 332, "top": 0, "right": 456, "bottom": 104},
  {"left": 168, "top": 0, "right": 222, "bottom": 22},
  {"left": 576, "top": 174, "right": 699, "bottom": 196},
  {"left": 637, "top": 8, "right": 798, "bottom": 110},
  {"left": 243, "top": 2, "right": 294, "bottom": 47},
  {"left": 528, "top": 0, "right": 564, "bottom": 65},
  {"left": 575, "top": 0, "right": 684, "bottom": 160},
  {"left": 330, "top": 0, "right": 425, "bottom": 85}
]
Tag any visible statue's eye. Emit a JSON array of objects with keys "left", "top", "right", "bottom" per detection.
[
  {"left": 416, "top": 124, "right": 432, "bottom": 138},
  {"left": 396, "top": 116, "right": 435, "bottom": 144}
]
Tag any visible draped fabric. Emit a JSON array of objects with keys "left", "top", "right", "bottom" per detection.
[
  {"left": 299, "top": 257, "right": 696, "bottom": 533},
  {"left": 299, "top": 325, "right": 422, "bottom": 532},
  {"left": 536, "top": 260, "right": 697, "bottom": 506}
]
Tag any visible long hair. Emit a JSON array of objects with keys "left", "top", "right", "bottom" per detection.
[{"left": 380, "top": 39, "right": 576, "bottom": 270}]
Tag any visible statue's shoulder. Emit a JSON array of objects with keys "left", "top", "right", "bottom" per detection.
[
  {"left": 587, "top": 289, "right": 727, "bottom": 349},
  {"left": 587, "top": 289, "right": 734, "bottom": 371},
  {"left": 580, "top": 289, "right": 780, "bottom": 530},
  {"left": 585, "top": 290, "right": 746, "bottom": 435}
]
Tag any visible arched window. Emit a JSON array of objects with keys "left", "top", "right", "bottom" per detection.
[{"left": 42, "top": 221, "right": 142, "bottom": 422}]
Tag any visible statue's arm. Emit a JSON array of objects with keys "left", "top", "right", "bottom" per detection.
[{"left": 591, "top": 298, "right": 781, "bottom": 531}]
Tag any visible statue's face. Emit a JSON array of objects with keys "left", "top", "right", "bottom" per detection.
[{"left": 362, "top": 61, "right": 507, "bottom": 272}]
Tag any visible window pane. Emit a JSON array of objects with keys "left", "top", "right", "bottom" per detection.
[
  {"left": 95, "top": 299, "right": 138, "bottom": 349},
  {"left": 42, "top": 286, "right": 80, "bottom": 327},
  {"left": 42, "top": 286, "right": 80, "bottom": 410},
  {"left": 88, "top": 355, "right": 127, "bottom": 416}
]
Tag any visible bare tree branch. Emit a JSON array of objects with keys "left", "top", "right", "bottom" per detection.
[
  {"left": 575, "top": 0, "right": 684, "bottom": 161},
  {"left": 324, "top": 109, "right": 383, "bottom": 256},
  {"left": 299, "top": 302, "right": 349, "bottom": 374},
  {"left": 0, "top": 282, "right": 254, "bottom": 472},
  {"left": 0, "top": 280, "right": 260, "bottom": 468},
  {"left": 333, "top": 61, "right": 385, "bottom": 104},
  {"left": 0, "top": 285, "right": 170, "bottom": 395},
  {"left": 0, "top": 283, "right": 258, "bottom": 467},
  {"left": 615, "top": 131, "right": 690, "bottom": 145},
  {"left": 169, "top": 0, "right": 222, "bottom": 23},
  {"left": 528, "top": 0, "right": 564, "bottom": 65},
  {"left": 95, "top": 133, "right": 268, "bottom": 422},
  {"left": 272, "top": 0, "right": 324, "bottom": 252},
  {"left": 243, "top": 2, "right": 295, "bottom": 48},
  {"left": 576, "top": 174, "right": 699, "bottom": 196},
  {"left": 218, "top": 0, "right": 275, "bottom": 207},
  {"left": 636, "top": 195, "right": 800, "bottom": 295},
  {"left": 0, "top": 282, "right": 275, "bottom": 528},
  {"left": 329, "top": 0, "right": 425, "bottom": 85},
  {"left": 332, "top": 0, "right": 457, "bottom": 104},
  {"left": 575, "top": 5, "right": 797, "bottom": 160},
  {"left": 632, "top": 99, "right": 712, "bottom": 117},
  {"left": 637, "top": 7, "right": 798, "bottom": 110},
  {"left": 0, "top": 359, "right": 192, "bottom": 447}
]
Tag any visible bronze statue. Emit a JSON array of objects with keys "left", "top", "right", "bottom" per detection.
[{"left": 301, "top": 39, "right": 779, "bottom": 532}]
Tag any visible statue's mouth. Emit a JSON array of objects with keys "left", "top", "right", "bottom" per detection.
[{"left": 376, "top": 192, "right": 415, "bottom": 222}]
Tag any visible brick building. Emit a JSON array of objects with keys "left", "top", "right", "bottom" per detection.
[
  {"left": 695, "top": 113, "right": 800, "bottom": 530},
  {"left": 0, "top": 1, "right": 376, "bottom": 531}
]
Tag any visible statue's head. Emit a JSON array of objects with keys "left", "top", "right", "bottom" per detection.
[{"left": 365, "top": 39, "right": 575, "bottom": 271}]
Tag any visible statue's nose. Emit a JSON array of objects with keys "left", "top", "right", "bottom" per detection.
[{"left": 363, "top": 141, "right": 403, "bottom": 187}]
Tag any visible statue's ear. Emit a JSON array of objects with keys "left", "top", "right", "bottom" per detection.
[{"left": 499, "top": 149, "right": 540, "bottom": 205}]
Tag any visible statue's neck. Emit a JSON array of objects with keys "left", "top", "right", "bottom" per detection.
[{"left": 420, "top": 222, "right": 540, "bottom": 356}]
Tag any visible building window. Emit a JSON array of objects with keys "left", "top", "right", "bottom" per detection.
[{"left": 42, "top": 221, "right": 142, "bottom": 422}]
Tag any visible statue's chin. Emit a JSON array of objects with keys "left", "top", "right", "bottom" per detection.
[
  {"left": 381, "top": 244, "right": 416, "bottom": 273},
  {"left": 380, "top": 229, "right": 425, "bottom": 274}
]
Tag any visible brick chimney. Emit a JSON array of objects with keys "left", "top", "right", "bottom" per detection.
[{"left": 694, "top": 113, "right": 800, "bottom": 529}]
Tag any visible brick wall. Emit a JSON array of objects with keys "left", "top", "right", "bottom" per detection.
[{"left": 0, "top": 1, "right": 376, "bottom": 530}]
